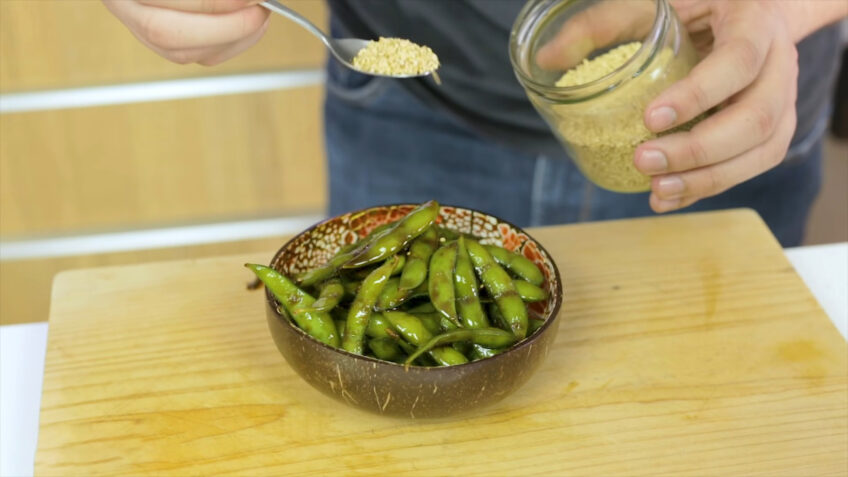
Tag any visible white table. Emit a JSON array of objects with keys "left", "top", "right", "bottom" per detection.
[{"left": 2, "top": 243, "right": 846, "bottom": 477}]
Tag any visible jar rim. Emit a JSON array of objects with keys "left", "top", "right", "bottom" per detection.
[{"left": 509, "top": 0, "right": 670, "bottom": 101}]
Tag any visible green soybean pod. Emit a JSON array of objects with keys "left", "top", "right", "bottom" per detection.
[
  {"left": 245, "top": 264, "right": 340, "bottom": 347},
  {"left": 436, "top": 226, "right": 460, "bottom": 242},
  {"left": 376, "top": 278, "right": 428, "bottom": 311},
  {"left": 391, "top": 254, "right": 407, "bottom": 276},
  {"left": 404, "top": 301, "right": 436, "bottom": 314},
  {"left": 404, "top": 328, "right": 515, "bottom": 366},
  {"left": 366, "top": 313, "right": 392, "bottom": 339},
  {"left": 296, "top": 224, "right": 394, "bottom": 287},
  {"left": 411, "top": 312, "right": 442, "bottom": 335},
  {"left": 335, "top": 320, "right": 346, "bottom": 337},
  {"left": 368, "top": 338, "right": 404, "bottom": 362},
  {"left": 342, "top": 256, "right": 399, "bottom": 354},
  {"left": 513, "top": 279, "right": 549, "bottom": 303},
  {"left": 487, "top": 302, "right": 509, "bottom": 331},
  {"left": 455, "top": 236, "right": 489, "bottom": 328},
  {"left": 428, "top": 347, "right": 469, "bottom": 366},
  {"left": 340, "top": 277, "right": 361, "bottom": 299},
  {"left": 309, "top": 278, "right": 345, "bottom": 312},
  {"left": 345, "top": 200, "right": 440, "bottom": 269},
  {"left": 470, "top": 344, "right": 502, "bottom": 361},
  {"left": 382, "top": 311, "right": 432, "bottom": 347},
  {"left": 485, "top": 245, "right": 545, "bottom": 286},
  {"left": 398, "top": 226, "right": 438, "bottom": 291},
  {"left": 528, "top": 317, "right": 545, "bottom": 335},
  {"left": 383, "top": 311, "right": 465, "bottom": 366},
  {"left": 429, "top": 242, "right": 461, "bottom": 328},
  {"left": 466, "top": 240, "right": 528, "bottom": 340}
]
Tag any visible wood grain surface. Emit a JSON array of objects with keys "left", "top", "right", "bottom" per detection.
[
  {"left": 36, "top": 210, "right": 848, "bottom": 476},
  {"left": 0, "top": 236, "right": 292, "bottom": 326},
  {"left": 0, "top": 87, "right": 326, "bottom": 236},
  {"left": 0, "top": 0, "right": 327, "bottom": 92}
]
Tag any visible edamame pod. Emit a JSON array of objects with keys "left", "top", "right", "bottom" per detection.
[
  {"left": 308, "top": 278, "right": 345, "bottom": 312},
  {"left": 342, "top": 256, "right": 399, "bottom": 354},
  {"left": 513, "top": 279, "right": 548, "bottom": 302},
  {"left": 383, "top": 311, "right": 466, "bottom": 366},
  {"left": 455, "top": 236, "right": 489, "bottom": 328},
  {"left": 404, "top": 328, "right": 515, "bottom": 366},
  {"left": 470, "top": 344, "right": 502, "bottom": 361},
  {"left": 429, "top": 241, "right": 461, "bottom": 329},
  {"left": 345, "top": 200, "right": 440, "bottom": 269},
  {"left": 296, "top": 224, "right": 396, "bottom": 286},
  {"left": 376, "top": 279, "right": 428, "bottom": 311},
  {"left": 245, "top": 264, "right": 340, "bottom": 347},
  {"left": 398, "top": 227, "right": 438, "bottom": 291},
  {"left": 528, "top": 317, "right": 545, "bottom": 335},
  {"left": 485, "top": 245, "right": 545, "bottom": 286},
  {"left": 368, "top": 338, "right": 403, "bottom": 362},
  {"left": 366, "top": 313, "right": 392, "bottom": 339},
  {"left": 466, "top": 240, "right": 528, "bottom": 339}
]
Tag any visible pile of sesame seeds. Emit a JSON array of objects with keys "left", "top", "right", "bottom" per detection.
[{"left": 352, "top": 37, "right": 440, "bottom": 76}]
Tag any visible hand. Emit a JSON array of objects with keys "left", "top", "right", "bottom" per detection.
[
  {"left": 102, "top": 0, "right": 270, "bottom": 66},
  {"left": 634, "top": 0, "right": 799, "bottom": 213}
]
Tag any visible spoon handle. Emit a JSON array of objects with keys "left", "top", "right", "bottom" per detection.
[{"left": 260, "top": 0, "right": 331, "bottom": 49}]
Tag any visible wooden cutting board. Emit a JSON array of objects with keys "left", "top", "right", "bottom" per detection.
[{"left": 36, "top": 209, "right": 847, "bottom": 476}]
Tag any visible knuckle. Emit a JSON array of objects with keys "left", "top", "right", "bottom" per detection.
[
  {"left": 730, "top": 37, "right": 763, "bottom": 80},
  {"left": 700, "top": 168, "right": 726, "bottom": 197},
  {"left": 685, "top": 135, "right": 711, "bottom": 168},
  {"left": 242, "top": 8, "right": 268, "bottom": 35},
  {"left": 684, "top": 77, "right": 713, "bottom": 114},
  {"left": 140, "top": 14, "right": 177, "bottom": 50},
  {"left": 747, "top": 104, "right": 776, "bottom": 138}
]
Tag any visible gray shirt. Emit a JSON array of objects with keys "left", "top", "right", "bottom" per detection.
[{"left": 327, "top": 0, "right": 841, "bottom": 158}]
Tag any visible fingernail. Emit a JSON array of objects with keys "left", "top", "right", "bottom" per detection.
[
  {"left": 636, "top": 149, "right": 668, "bottom": 174},
  {"left": 657, "top": 176, "right": 685, "bottom": 198},
  {"left": 647, "top": 106, "right": 677, "bottom": 131},
  {"left": 655, "top": 198, "right": 681, "bottom": 212}
]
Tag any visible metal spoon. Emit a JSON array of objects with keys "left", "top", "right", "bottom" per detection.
[{"left": 260, "top": 0, "right": 435, "bottom": 79}]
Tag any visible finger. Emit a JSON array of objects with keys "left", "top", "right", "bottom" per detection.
[
  {"left": 669, "top": 0, "right": 711, "bottom": 27},
  {"left": 650, "top": 194, "right": 698, "bottom": 214},
  {"left": 643, "top": 8, "right": 774, "bottom": 132},
  {"left": 649, "top": 104, "right": 796, "bottom": 212},
  {"left": 105, "top": 0, "right": 269, "bottom": 50},
  {"left": 635, "top": 40, "right": 796, "bottom": 175},
  {"left": 197, "top": 14, "right": 270, "bottom": 65},
  {"left": 138, "top": 0, "right": 261, "bottom": 14},
  {"left": 535, "top": 0, "right": 654, "bottom": 70}
]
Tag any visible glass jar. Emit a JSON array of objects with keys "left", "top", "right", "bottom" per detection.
[{"left": 510, "top": 0, "right": 702, "bottom": 193}]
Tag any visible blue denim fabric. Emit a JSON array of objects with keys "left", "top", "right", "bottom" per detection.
[{"left": 323, "top": 58, "right": 823, "bottom": 247}]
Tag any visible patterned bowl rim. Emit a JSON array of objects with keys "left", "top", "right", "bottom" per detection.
[{"left": 266, "top": 203, "right": 564, "bottom": 371}]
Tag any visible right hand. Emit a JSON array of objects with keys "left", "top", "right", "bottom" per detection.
[{"left": 103, "top": 0, "right": 270, "bottom": 66}]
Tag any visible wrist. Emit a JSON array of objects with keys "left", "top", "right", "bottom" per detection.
[{"left": 779, "top": 0, "right": 848, "bottom": 43}]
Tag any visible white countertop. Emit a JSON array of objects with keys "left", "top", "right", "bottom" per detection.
[{"left": 2, "top": 243, "right": 846, "bottom": 477}]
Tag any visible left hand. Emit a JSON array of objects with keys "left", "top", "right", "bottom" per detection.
[{"left": 634, "top": 0, "right": 799, "bottom": 213}]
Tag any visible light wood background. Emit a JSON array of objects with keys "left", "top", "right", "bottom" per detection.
[
  {"left": 0, "top": 0, "right": 329, "bottom": 324},
  {"left": 36, "top": 211, "right": 848, "bottom": 476},
  {"left": 0, "top": 0, "right": 328, "bottom": 91}
]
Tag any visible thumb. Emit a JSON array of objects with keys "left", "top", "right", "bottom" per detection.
[{"left": 138, "top": 0, "right": 263, "bottom": 14}]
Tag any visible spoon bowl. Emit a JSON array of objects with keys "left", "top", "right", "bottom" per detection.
[{"left": 261, "top": 1, "right": 436, "bottom": 79}]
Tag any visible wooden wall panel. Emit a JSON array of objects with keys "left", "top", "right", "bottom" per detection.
[
  {"left": 0, "top": 0, "right": 328, "bottom": 92},
  {"left": 0, "top": 237, "right": 288, "bottom": 325},
  {"left": 0, "top": 86, "right": 327, "bottom": 236}
]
